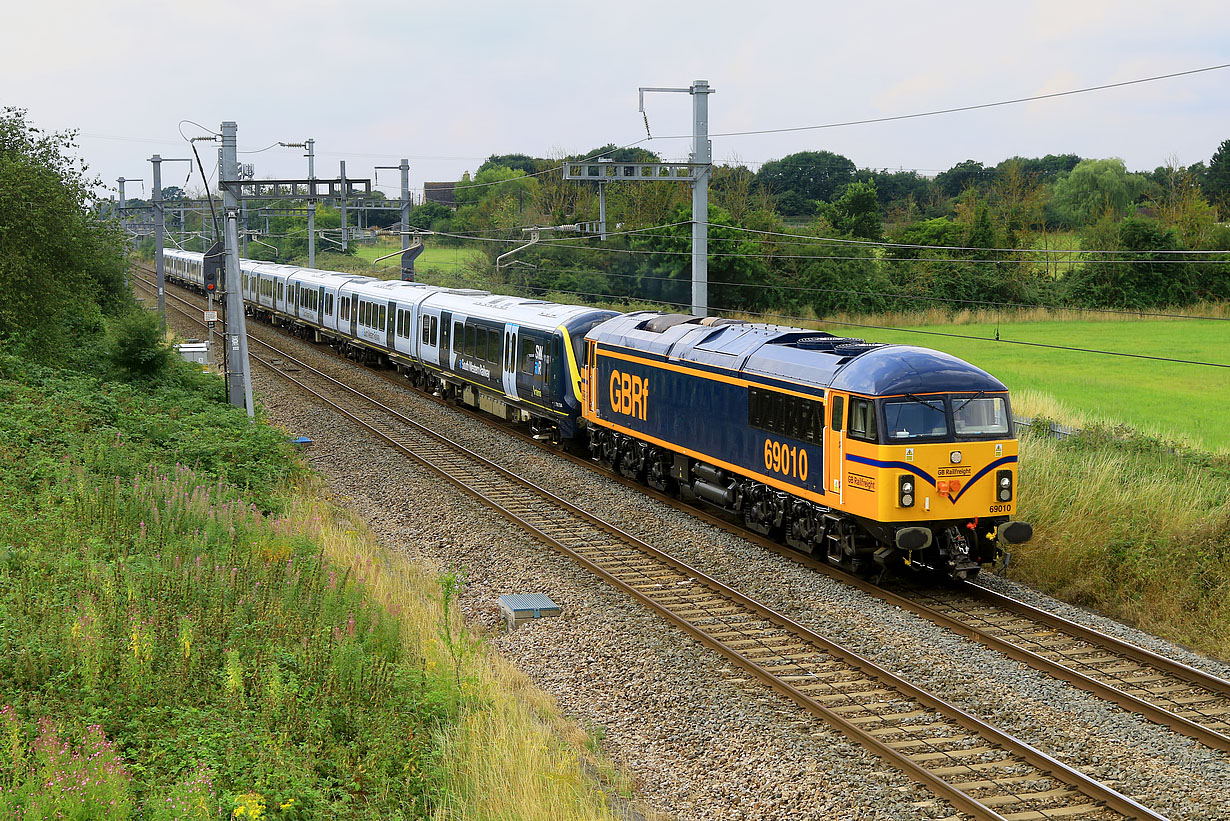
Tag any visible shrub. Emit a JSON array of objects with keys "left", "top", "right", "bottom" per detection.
[{"left": 106, "top": 309, "right": 175, "bottom": 379}]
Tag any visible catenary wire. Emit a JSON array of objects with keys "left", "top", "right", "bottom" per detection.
[
  {"left": 639, "top": 63, "right": 1230, "bottom": 142},
  {"left": 483, "top": 284, "right": 1229, "bottom": 369}
]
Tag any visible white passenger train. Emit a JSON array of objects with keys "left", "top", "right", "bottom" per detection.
[{"left": 164, "top": 250, "right": 617, "bottom": 441}]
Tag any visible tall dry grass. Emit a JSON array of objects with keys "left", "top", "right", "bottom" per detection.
[
  {"left": 1011, "top": 425, "right": 1230, "bottom": 657},
  {"left": 280, "top": 486, "right": 642, "bottom": 821}
]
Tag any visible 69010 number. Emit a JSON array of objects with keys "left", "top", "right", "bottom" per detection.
[{"left": 764, "top": 439, "right": 808, "bottom": 481}]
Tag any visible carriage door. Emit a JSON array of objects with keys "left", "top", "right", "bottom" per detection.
[
  {"left": 502, "top": 324, "right": 519, "bottom": 400},
  {"left": 828, "top": 393, "right": 846, "bottom": 504},
  {"left": 585, "top": 340, "right": 598, "bottom": 414},
  {"left": 439, "top": 311, "right": 452, "bottom": 368},
  {"left": 385, "top": 300, "right": 396, "bottom": 349}
]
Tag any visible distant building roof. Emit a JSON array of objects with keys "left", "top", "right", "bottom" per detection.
[{"left": 423, "top": 182, "right": 456, "bottom": 208}]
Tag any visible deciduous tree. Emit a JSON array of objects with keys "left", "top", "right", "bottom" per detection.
[
  {"left": 0, "top": 108, "right": 127, "bottom": 362},
  {"left": 755, "top": 151, "right": 856, "bottom": 214}
]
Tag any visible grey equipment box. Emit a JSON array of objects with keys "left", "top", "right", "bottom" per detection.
[
  {"left": 177, "top": 342, "right": 210, "bottom": 366},
  {"left": 498, "top": 593, "right": 561, "bottom": 630}
]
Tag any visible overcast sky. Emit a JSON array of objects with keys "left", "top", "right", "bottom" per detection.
[{"left": 4, "top": 0, "right": 1228, "bottom": 203}]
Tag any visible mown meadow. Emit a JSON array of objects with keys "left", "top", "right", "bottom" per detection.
[
  {"left": 0, "top": 355, "right": 626, "bottom": 820},
  {"left": 827, "top": 307, "right": 1230, "bottom": 453}
]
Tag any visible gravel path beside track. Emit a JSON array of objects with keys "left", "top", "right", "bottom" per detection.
[{"left": 172, "top": 306, "right": 1230, "bottom": 820}]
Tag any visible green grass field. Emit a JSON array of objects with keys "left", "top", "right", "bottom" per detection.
[
  {"left": 835, "top": 318, "right": 1230, "bottom": 453},
  {"left": 352, "top": 241, "right": 485, "bottom": 272}
]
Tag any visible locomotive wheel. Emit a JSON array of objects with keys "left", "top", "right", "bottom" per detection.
[
  {"left": 618, "top": 444, "right": 645, "bottom": 481},
  {"left": 646, "top": 450, "right": 676, "bottom": 494}
]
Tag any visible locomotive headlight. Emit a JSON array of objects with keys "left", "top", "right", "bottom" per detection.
[
  {"left": 950, "top": 451, "right": 962, "bottom": 464},
  {"left": 898, "top": 475, "right": 914, "bottom": 508},
  {"left": 996, "top": 469, "right": 1013, "bottom": 502}
]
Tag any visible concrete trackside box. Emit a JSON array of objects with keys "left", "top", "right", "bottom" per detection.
[{"left": 498, "top": 593, "right": 561, "bottom": 630}]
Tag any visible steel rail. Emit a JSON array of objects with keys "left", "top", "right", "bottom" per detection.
[
  {"left": 138, "top": 269, "right": 1175, "bottom": 818},
  {"left": 228, "top": 327, "right": 1163, "bottom": 820}
]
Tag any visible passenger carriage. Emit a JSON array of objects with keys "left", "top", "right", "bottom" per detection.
[{"left": 416, "top": 290, "right": 615, "bottom": 441}]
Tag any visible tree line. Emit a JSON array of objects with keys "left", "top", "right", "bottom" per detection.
[
  {"left": 392, "top": 142, "right": 1230, "bottom": 315},
  {"left": 131, "top": 137, "right": 1230, "bottom": 317}
]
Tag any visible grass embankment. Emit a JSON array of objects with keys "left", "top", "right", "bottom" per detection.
[
  {"left": 323, "top": 244, "right": 490, "bottom": 289},
  {"left": 350, "top": 242, "right": 486, "bottom": 274},
  {"left": 1012, "top": 423, "right": 1230, "bottom": 657},
  {"left": 0, "top": 356, "right": 626, "bottom": 819}
]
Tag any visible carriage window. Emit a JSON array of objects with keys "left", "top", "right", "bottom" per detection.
[
  {"left": 848, "top": 398, "right": 878, "bottom": 443},
  {"left": 326, "top": 294, "right": 333, "bottom": 315},
  {"left": 430, "top": 316, "right": 438, "bottom": 346},
  {"left": 379, "top": 306, "right": 387, "bottom": 330},
  {"left": 521, "top": 338, "right": 535, "bottom": 372},
  {"left": 488, "top": 329, "right": 500, "bottom": 363},
  {"left": 421, "top": 317, "right": 430, "bottom": 344},
  {"left": 475, "top": 327, "right": 488, "bottom": 361}
]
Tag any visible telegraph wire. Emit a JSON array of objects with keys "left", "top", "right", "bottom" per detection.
[
  {"left": 488, "top": 283, "right": 1229, "bottom": 369},
  {"left": 640, "top": 63, "right": 1230, "bottom": 142}
]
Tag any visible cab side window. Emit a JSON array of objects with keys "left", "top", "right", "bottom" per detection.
[
  {"left": 831, "top": 396, "right": 844, "bottom": 433},
  {"left": 847, "top": 398, "right": 877, "bottom": 443}
]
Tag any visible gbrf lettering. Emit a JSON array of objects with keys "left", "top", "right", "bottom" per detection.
[{"left": 609, "top": 369, "right": 649, "bottom": 421}]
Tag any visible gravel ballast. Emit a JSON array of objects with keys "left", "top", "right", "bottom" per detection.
[{"left": 165, "top": 302, "right": 1230, "bottom": 820}]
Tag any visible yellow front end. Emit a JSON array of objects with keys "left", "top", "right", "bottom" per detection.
[{"left": 840, "top": 438, "right": 1020, "bottom": 525}]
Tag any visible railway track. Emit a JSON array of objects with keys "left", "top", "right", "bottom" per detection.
[{"left": 136, "top": 270, "right": 1167, "bottom": 819}]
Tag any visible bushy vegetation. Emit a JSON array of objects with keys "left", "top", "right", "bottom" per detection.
[
  {"left": 0, "top": 357, "right": 626, "bottom": 818},
  {"left": 0, "top": 107, "right": 129, "bottom": 365}
]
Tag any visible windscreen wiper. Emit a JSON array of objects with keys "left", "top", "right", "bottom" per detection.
[
  {"left": 953, "top": 390, "right": 986, "bottom": 414},
  {"left": 904, "top": 393, "right": 945, "bottom": 410}
]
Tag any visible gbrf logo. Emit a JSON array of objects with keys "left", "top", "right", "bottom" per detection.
[{"left": 609, "top": 370, "right": 649, "bottom": 421}]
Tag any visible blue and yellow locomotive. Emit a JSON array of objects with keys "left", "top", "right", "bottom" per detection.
[{"left": 581, "top": 312, "right": 1032, "bottom": 579}]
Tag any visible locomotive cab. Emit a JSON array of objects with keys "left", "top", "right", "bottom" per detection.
[{"left": 829, "top": 347, "right": 1034, "bottom": 578}]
